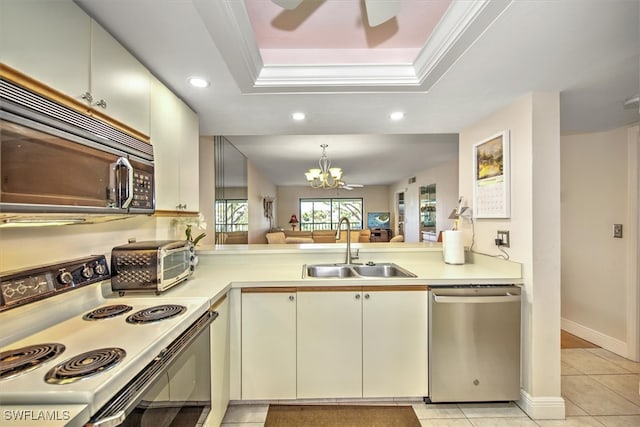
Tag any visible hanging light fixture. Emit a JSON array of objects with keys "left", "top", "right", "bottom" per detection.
[{"left": 305, "top": 144, "right": 343, "bottom": 189}]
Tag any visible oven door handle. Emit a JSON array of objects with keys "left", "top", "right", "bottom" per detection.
[{"left": 87, "top": 309, "right": 217, "bottom": 427}]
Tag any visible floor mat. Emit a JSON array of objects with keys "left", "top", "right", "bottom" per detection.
[{"left": 264, "top": 404, "right": 421, "bottom": 427}]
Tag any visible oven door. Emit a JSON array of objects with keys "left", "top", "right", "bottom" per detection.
[{"left": 87, "top": 310, "right": 217, "bottom": 427}]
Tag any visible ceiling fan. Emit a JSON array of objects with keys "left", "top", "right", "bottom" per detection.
[
  {"left": 272, "top": 0, "right": 401, "bottom": 27},
  {"left": 339, "top": 182, "right": 364, "bottom": 191}
]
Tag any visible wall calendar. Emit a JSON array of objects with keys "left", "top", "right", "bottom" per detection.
[{"left": 473, "top": 130, "right": 511, "bottom": 218}]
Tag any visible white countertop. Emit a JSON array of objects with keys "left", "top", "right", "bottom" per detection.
[{"left": 163, "top": 244, "right": 522, "bottom": 305}]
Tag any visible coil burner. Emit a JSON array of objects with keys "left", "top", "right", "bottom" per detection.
[
  {"left": 0, "top": 343, "right": 66, "bottom": 381},
  {"left": 45, "top": 348, "right": 126, "bottom": 385},
  {"left": 125, "top": 304, "right": 187, "bottom": 324},
  {"left": 83, "top": 304, "right": 133, "bottom": 320}
]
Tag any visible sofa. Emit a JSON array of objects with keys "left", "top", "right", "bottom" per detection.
[{"left": 266, "top": 229, "right": 371, "bottom": 244}]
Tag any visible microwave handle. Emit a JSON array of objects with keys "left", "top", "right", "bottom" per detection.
[{"left": 115, "top": 157, "right": 134, "bottom": 209}]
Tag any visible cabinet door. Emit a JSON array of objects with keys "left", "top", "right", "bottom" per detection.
[
  {"left": 242, "top": 290, "right": 297, "bottom": 400},
  {"left": 362, "top": 288, "right": 428, "bottom": 397},
  {"left": 297, "top": 290, "right": 362, "bottom": 398},
  {"left": 0, "top": 0, "right": 89, "bottom": 98},
  {"left": 90, "top": 21, "right": 150, "bottom": 135},
  {"left": 177, "top": 99, "right": 200, "bottom": 212},
  {"left": 150, "top": 76, "right": 181, "bottom": 211},
  {"left": 210, "top": 295, "right": 229, "bottom": 427}
]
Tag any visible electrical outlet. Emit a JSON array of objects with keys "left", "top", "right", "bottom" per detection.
[{"left": 496, "top": 230, "right": 510, "bottom": 247}]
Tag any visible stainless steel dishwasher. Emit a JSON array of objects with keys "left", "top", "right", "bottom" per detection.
[{"left": 428, "top": 285, "right": 521, "bottom": 402}]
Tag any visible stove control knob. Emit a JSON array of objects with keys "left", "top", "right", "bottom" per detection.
[
  {"left": 95, "top": 263, "right": 107, "bottom": 275},
  {"left": 81, "top": 265, "right": 94, "bottom": 279},
  {"left": 58, "top": 271, "right": 73, "bottom": 285}
]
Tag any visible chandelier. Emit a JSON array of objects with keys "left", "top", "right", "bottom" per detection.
[{"left": 305, "top": 144, "right": 343, "bottom": 189}]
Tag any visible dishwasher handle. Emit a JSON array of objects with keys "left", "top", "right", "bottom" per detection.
[{"left": 432, "top": 293, "right": 520, "bottom": 304}]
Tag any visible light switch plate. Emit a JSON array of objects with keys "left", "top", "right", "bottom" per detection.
[{"left": 613, "top": 224, "right": 623, "bottom": 238}]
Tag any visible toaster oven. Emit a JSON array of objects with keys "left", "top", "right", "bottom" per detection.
[{"left": 111, "top": 240, "right": 195, "bottom": 294}]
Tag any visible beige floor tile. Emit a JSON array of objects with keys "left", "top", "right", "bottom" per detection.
[
  {"left": 221, "top": 405, "right": 269, "bottom": 423},
  {"left": 458, "top": 402, "right": 526, "bottom": 418},
  {"left": 586, "top": 349, "right": 640, "bottom": 374},
  {"left": 420, "top": 419, "right": 474, "bottom": 427},
  {"left": 591, "top": 374, "right": 640, "bottom": 405},
  {"left": 535, "top": 416, "right": 605, "bottom": 426},
  {"left": 413, "top": 403, "right": 465, "bottom": 419},
  {"left": 595, "top": 415, "right": 640, "bottom": 427},
  {"left": 562, "top": 349, "right": 630, "bottom": 375},
  {"left": 468, "top": 417, "right": 537, "bottom": 426},
  {"left": 562, "top": 376, "right": 640, "bottom": 416},
  {"left": 564, "top": 399, "right": 588, "bottom": 416}
]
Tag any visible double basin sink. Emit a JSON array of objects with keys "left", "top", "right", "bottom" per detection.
[{"left": 303, "top": 262, "right": 416, "bottom": 279}]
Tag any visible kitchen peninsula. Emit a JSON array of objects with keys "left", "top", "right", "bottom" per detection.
[{"left": 164, "top": 243, "right": 522, "bottom": 426}]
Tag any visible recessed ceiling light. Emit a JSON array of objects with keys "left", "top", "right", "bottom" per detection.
[
  {"left": 188, "top": 77, "right": 210, "bottom": 88},
  {"left": 292, "top": 112, "right": 306, "bottom": 121},
  {"left": 390, "top": 111, "right": 405, "bottom": 121}
]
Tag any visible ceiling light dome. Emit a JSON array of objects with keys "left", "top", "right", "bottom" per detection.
[{"left": 188, "top": 76, "right": 210, "bottom": 88}]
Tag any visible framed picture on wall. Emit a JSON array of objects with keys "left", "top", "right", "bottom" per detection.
[{"left": 473, "top": 130, "right": 511, "bottom": 218}]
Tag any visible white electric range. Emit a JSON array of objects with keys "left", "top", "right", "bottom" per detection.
[{"left": 0, "top": 256, "right": 213, "bottom": 427}]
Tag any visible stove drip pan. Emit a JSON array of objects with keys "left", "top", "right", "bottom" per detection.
[
  {"left": 45, "top": 347, "right": 126, "bottom": 385},
  {"left": 126, "top": 304, "right": 187, "bottom": 324},
  {"left": 0, "top": 343, "right": 66, "bottom": 380},
  {"left": 83, "top": 304, "right": 133, "bottom": 320}
]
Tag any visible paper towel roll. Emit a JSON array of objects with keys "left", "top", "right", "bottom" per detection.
[{"left": 443, "top": 230, "right": 465, "bottom": 264}]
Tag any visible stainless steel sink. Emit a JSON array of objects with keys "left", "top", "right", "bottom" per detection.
[{"left": 303, "top": 263, "right": 416, "bottom": 279}]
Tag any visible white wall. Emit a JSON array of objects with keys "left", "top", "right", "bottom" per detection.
[
  {"left": 275, "top": 185, "right": 390, "bottom": 230},
  {"left": 390, "top": 157, "right": 459, "bottom": 242},
  {"left": 459, "top": 93, "right": 563, "bottom": 419},
  {"left": 247, "top": 159, "right": 277, "bottom": 243},
  {"left": 561, "top": 125, "right": 640, "bottom": 359}
]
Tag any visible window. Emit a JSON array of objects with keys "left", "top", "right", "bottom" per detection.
[
  {"left": 215, "top": 199, "right": 248, "bottom": 232},
  {"left": 299, "top": 198, "right": 363, "bottom": 231}
]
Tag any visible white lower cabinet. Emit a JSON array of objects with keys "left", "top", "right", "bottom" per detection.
[
  {"left": 241, "top": 289, "right": 297, "bottom": 400},
  {"left": 210, "top": 294, "right": 230, "bottom": 427},
  {"left": 297, "top": 290, "right": 363, "bottom": 398},
  {"left": 362, "top": 288, "right": 428, "bottom": 397},
  {"left": 239, "top": 286, "right": 428, "bottom": 401}
]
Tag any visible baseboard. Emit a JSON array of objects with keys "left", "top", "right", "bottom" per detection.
[
  {"left": 517, "top": 389, "right": 565, "bottom": 420},
  {"left": 561, "top": 317, "right": 628, "bottom": 356}
]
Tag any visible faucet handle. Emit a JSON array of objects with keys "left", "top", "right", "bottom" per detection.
[{"left": 351, "top": 248, "right": 360, "bottom": 260}]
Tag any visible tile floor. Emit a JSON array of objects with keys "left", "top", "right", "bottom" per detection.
[{"left": 221, "top": 348, "right": 640, "bottom": 426}]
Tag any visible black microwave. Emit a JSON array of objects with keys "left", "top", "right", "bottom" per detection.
[{"left": 0, "top": 79, "right": 154, "bottom": 215}]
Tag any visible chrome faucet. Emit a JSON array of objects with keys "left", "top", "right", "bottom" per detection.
[{"left": 336, "top": 217, "right": 359, "bottom": 264}]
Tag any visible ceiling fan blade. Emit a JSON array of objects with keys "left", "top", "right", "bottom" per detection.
[
  {"left": 272, "top": 0, "right": 305, "bottom": 10},
  {"left": 348, "top": 184, "right": 364, "bottom": 188},
  {"left": 364, "top": 0, "right": 400, "bottom": 27}
]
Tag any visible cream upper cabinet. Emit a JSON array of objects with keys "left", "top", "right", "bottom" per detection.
[
  {"left": 241, "top": 290, "right": 296, "bottom": 400},
  {"left": 296, "top": 290, "right": 363, "bottom": 399},
  {"left": 1, "top": 0, "right": 150, "bottom": 137},
  {"left": 0, "top": 0, "right": 90, "bottom": 97},
  {"left": 362, "top": 288, "right": 428, "bottom": 397},
  {"left": 90, "top": 22, "right": 150, "bottom": 135},
  {"left": 151, "top": 76, "right": 200, "bottom": 212}
]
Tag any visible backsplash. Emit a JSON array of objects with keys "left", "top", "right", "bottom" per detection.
[{"left": 0, "top": 216, "right": 176, "bottom": 272}]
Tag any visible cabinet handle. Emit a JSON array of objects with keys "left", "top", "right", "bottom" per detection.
[
  {"left": 94, "top": 99, "right": 108, "bottom": 109},
  {"left": 288, "top": 295, "right": 295, "bottom": 301},
  {"left": 81, "top": 92, "right": 93, "bottom": 103},
  {"left": 364, "top": 294, "right": 370, "bottom": 299},
  {"left": 355, "top": 294, "right": 361, "bottom": 300},
  {"left": 176, "top": 204, "right": 187, "bottom": 210}
]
